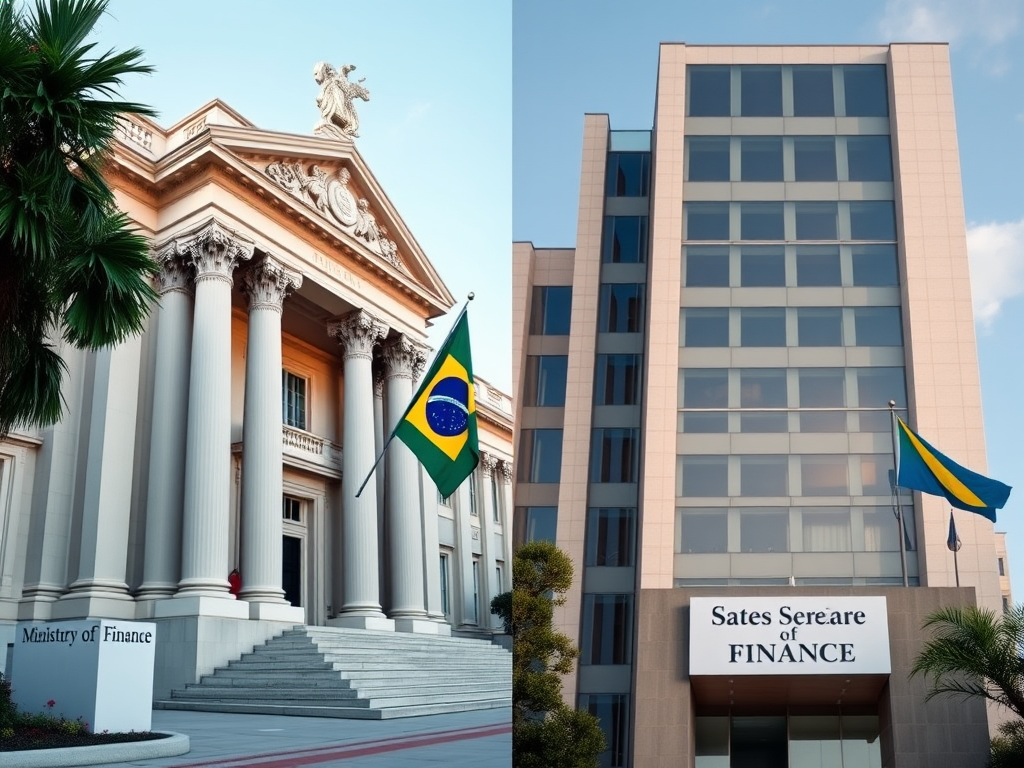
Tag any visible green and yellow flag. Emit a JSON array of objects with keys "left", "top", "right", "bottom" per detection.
[{"left": 393, "top": 309, "right": 479, "bottom": 498}]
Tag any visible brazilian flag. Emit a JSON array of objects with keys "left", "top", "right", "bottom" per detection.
[
  {"left": 895, "top": 417, "right": 1011, "bottom": 522},
  {"left": 393, "top": 309, "right": 479, "bottom": 498}
]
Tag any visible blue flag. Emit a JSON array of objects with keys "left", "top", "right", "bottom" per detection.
[
  {"left": 946, "top": 511, "right": 961, "bottom": 552},
  {"left": 895, "top": 418, "right": 1011, "bottom": 522}
]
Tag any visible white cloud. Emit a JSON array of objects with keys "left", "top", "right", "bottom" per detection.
[{"left": 967, "top": 219, "right": 1024, "bottom": 326}]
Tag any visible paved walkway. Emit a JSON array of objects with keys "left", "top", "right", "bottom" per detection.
[{"left": 90, "top": 708, "right": 511, "bottom": 768}]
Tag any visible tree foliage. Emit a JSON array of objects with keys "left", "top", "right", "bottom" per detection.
[
  {"left": 491, "top": 541, "right": 605, "bottom": 768},
  {"left": 0, "top": 0, "right": 157, "bottom": 436}
]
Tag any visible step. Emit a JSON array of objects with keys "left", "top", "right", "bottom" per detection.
[
  {"left": 177, "top": 681, "right": 505, "bottom": 700},
  {"left": 154, "top": 698, "right": 512, "bottom": 720}
]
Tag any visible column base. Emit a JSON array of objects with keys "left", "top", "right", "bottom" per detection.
[
  {"left": 394, "top": 617, "right": 444, "bottom": 634},
  {"left": 248, "top": 602, "right": 305, "bottom": 622},
  {"left": 154, "top": 595, "right": 250, "bottom": 619},
  {"left": 50, "top": 593, "right": 136, "bottom": 620},
  {"left": 327, "top": 615, "right": 395, "bottom": 632}
]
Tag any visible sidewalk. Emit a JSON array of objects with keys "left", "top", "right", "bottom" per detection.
[{"left": 90, "top": 708, "right": 511, "bottom": 768}]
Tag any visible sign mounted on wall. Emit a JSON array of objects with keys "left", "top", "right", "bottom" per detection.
[{"left": 689, "top": 596, "right": 890, "bottom": 676}]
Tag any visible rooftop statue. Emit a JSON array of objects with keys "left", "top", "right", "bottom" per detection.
[{"left": 313, "top": 61, "right": 369, "bottom": 139}]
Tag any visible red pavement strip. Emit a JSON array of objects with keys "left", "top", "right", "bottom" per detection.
[{"left": 166, "top": 723, "right": 511, "bottom": 768}]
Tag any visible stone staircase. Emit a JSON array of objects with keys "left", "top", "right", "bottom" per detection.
[{"left": 154, "top": 625, "right": 512, "bottom": 719}]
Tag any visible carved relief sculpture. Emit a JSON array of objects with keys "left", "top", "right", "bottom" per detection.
[{"left": 313, "top": 61, "right": 370, "bottom": 140}]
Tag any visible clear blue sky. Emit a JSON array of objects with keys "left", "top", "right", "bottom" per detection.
[
  {"left": 92, "top": 0, "right": 512, "bottom": 391},
  {"left": 514, "top": 0, "right": 1024, "bottom": 597}
]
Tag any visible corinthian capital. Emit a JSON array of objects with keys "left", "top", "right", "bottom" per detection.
[
  {"left": 480, "top": 452, "right": 498, "bottom": 478},
  {"left": 499, "top": 461, "right": 513, "bottom": 483},
  {"left": 241, "top": 254, "right": 303, "bottom": 313},
  {"left": 176, "top": 219, "right": 255, "bottom": 283},
  {"left": 327, "top": 309, "right": 389, "bottom": 360},
  {"left": 380, "top": 335, "right": 428, "bottom": 380},
  {"left": 153, "top": 242, "right": 194, "bottom": 296}
]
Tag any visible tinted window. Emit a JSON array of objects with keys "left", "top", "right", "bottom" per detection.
[
  {"left": 678, "top": 510, "right": 727, "bottom": 553},
  {"left": 795, "top": 202, "right": 838, "bottom": 240},
  {"left": 801, "top": 455, "right": 849, "bottom": 495},
  {"left": 598, "top": 283, "right": 645, "bottom": 332},
  {"left": 514, "top": 506, "right": 557, "bottom": 544},
  {"left": 605, "top": 152, "right": 650, "bottom": 196},
  {"left": 586, "top": 508, "right": 636, "bottom": 567},
  {"left": 852, "top": 244, "right": 899, "bottom": 286},
  {"left": 798, "top": 368, "right": 846, "bottom": 432},
  {"left": 686, "top": 203, "right": 730, "bottom": 240},
  {"left": 843, "top": 65, "right": 888, "bottom": 117},
  {"left": 688, "top": 137, "right": 731, "bottom": 181},
  {"left": 603, "top": 216, "right": 648, "bottom": 263},
  {"left": 802, "top": 510, "right": 851, "bottom": 551},
  {"left": 741, "top": 202, "right": 784, "bottom": 240},
  {"left": 740, "top": 247, "right": 785, "bottom": 287},
  {"left": 740, "top": 308, "right": 786, "bottom": 346},
  {"left": 685, "top": 309, "right": 730, "bottom": 346},
  {"left": 680, "top": 456, "right": 728, "bottom": 496},
  {"left": 792, "top": 66, "right": 834, "bottom": 116},
  {"left": 741, "top": 137, "right": 783, "bottom": 181},
  {"left": 796, "top": 246, "right": 841, "bottom": 286},
  {"left": 797, "top": 307, "right": 843, "bottom": 346},
  {"left": 590, "top": 428, "right": 639, "bottom": 483},
  {"left": 741, "top": 457, "right": 789, "bottom": 496},
  {"left": 524, "top": 355, "right": 568, "bottom": 406},
  {"left": 686, "top": 246, "right": 730, "bottom": 287},
  {"left": 740, "top": 368, "right": 788, "bottom": 433},
  {"left": 854, "top": 307, "right": 902, "bottom": 346},
  {"left": 530, "top": 286, "right": 572, "bottom": 335},
  {"left": 850, "top": 201, "right": 896, "bottom": 240},
  {"left": 860, "top": 455, "right": 895, "bottom": 495},
  {"left": 683, "top": 369, "right": 729, "bottom": 407},
  {"left": 595, "top": 354, "right": 641, "bottom": 405},
  {"left": 794, "top": 137, "right": 837, "bottom": 181},
  {"left": 846, "top": 136, "right": 893, "bottom": 181},
  {"left": 581, "top": 595, "right": 633, "bottom": 665},
  {"left": 741, "top": 66, "right": 782, "bottom": 116},
  {"left": 689, "top": 66, "right": 731, "bottom": 116},
  {"left": 518, "top": 429, "right": 563, "bottom": 483},
  {"left": 856, "top": 367, "right": 906, "bottom": 431},
  {"left": 741, "top": 509, "right": 789, "bottom": 551}
]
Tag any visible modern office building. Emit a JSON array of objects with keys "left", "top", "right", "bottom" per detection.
[
  {"left": 0, "top": 89, "right": 513, "bottom": 702},
  {"left": 514, "top": 43, "right": 1008, "bottom": 767}
]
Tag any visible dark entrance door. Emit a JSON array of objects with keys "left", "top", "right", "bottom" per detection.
[{"left": 282, "top": 535, "right": 302, "bottom": 607}]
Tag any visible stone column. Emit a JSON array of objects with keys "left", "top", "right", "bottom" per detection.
[
  {"left": 327, "top": 310, "right": 393, "bottom": 630},
  {"left": 500, "top": 461, "right": 514, "bottom": 579},
  {"left": 136, "top": 250, "right": 194, "bottom": 612},
  {"left": 381, "top": 335, "right": 434, "bottom": 633},
  {"left": 478, "top": 452, "right": 502, "bottom": 630},
  {"left": 373, "top": 367, "right": 387, "bottom": 608},
  {"left": 238, "top": 255, "right": 304, "bottom": 621},
  {"left": 163, "top": 220, "right": 252, "bottom": 617}
]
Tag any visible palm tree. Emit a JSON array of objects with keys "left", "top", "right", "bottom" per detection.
[
  {"left": 0, "top": 0, "right": 157, "bottom": 437},
  {"left": 911, "top": 604, "right": 1024, "bottom": 716}
]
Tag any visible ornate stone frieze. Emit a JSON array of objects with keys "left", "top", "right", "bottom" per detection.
[
  {"left": 480, "top": 452, "right": 498, "bottom": 478},
  {"left": 240, "top": 255, "right": 303, "bottom": 313},
  {"left": 313, "top": 61, "right": 369, "bottom": 140},
  {"left": 264, "top": 161, "right": 404, "bottom": 272},
  {"left": 381, "top": 335, "right": 427, "bottom": 381},
  {"left": 327, "top": 309, "right": 389, "bottom": 360},
  {"left": 175, "top": 219, "right": 255, "bottom": 283}
]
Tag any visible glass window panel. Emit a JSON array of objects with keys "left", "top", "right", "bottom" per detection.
[
  {"left": 741, "top": 456, "right": 789, "bottom": 496},
  {"left": 741, "top": 369, "right": 787, "bottom": 407},
  {"left": 793, "top": 137, "right": 837, "bottom": 181},
  {"left": 846, "top": 135, "right": 893, "bottom": 181},
  {"left": 683, "top": 413, "right": 729, "bottom": 433},
  {"left": 850, "top": 201, "right": 896, "bottom": 240},
  {"left": 852, "top": 244, "right": 899, "bottom": 286},
  {"left": 683, "top": 369, "right": 729, "bottom": 408},
  {"left": 796, "top": 246, "right": 841, "bottom": 286},
  {"left": 678, "top": 510, "right": 728, "bottom": 553},
  {"left": 596, "top": 354, "right": 641, "bottom": 405},
  {"left": 679, "top": 456, "right": 728, "bottom": 497},
  {"left": 795, "top": 202, "right": 838, "bottom": 240},
  {"left": 843, "top": 65, "right": 889, "bottom": 117},
  {"left": 802, "top": 511, "right": 852, "bottom": 552},
  {"left": 282, "top": 371, "right": 307, "bottom": 430},
  {"left": 514, "top": 506, "right": 557, "bottom": 545},
  {"left": 740, "top": 308, "right": 786, "bottom": 346},
  {"left": 591, "top": 428, "right": 639, "bottom": 483},
  {"left": 524, "top": 355, "right": 567, "bottom": 407},
  {"left": 741, "top": 66, "right": 782, "bottom": 116},
  {"left": 862, "top": 507, "right": 900, "bottom": 552},
  {"left": 586, "top": 508, "right": 636, "bottom": 567},
  {"left": 841, "top": 716, "right": 883, "bottom": 768},
  {"left": 605, "top": 152, "right": 650, "bottom": 196},
  {"left": 792, "top": 66, "right": 835, "bottom": 116},
  {"left": 530, "top": 286, "right": 572, "bottom": 335},
  {"left": 603, "top": 216, "right": 647, "bottom": 263},
  {"left": 797, "top": 307, "right": 843, "bottom": 346},
  {"left": 518, "top": 429, "right": 563, "bottom": 483},
  {"left": 598, "top": 283, "right": 645, "bottom": 332},
  {"left": 695, "top": 716, "right": 730, "bottom": 768},
  {"left": 688, "top": 137, "right": 731, "bottom": 181},
  {"left": 853, "top": 307, "right": 903, "bottom": 346},
  {"left": 689, "top": 66, "right": 731, "bottom": 116},
  {"left": 790, "top": 716, "right": 843, "bottom": 767},
  {"left": 801, "top": 455, "right": 849, "bottom": 495},
  {"left": 740, "top": 137, "right": 783, "bottom": 181},
  {"left": 581, "top": 694, "right": 629, "bottom": 768},
  {"left": 581, "top": 595, "right": 633, "bottom": 665},
  {"left": 741, "top": 202, "right": 784, "bottom": 240},
  {"left": 798, "top": 368, "right": 845, "bottom": 414},
  {"left": 686, "top": 203, "right": 730, "bottom": 240},
  {"left": 685, "top": 246, "right": 730, "bottom": 287},
  {"left": 685, "top": 309, "right": 730, "bottom": 347},
  {"left": 740, "top": 510, "right": 789, "bottom": 552},
  {"left": 740, "top": 247, "right": 785, "bottom": 286},
  {"left": 856, "top": 367, "right": 907, "bottom": 432},
  {"left": 860, "top": 454, "right": 895, "bottom": 496},
  {"left": 741, "top": 412, "right": 788, "bottom": 433}
]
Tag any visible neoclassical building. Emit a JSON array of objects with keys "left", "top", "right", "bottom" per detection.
[{"left": 0, "top": 83, "right": 513, "bottom": 695}]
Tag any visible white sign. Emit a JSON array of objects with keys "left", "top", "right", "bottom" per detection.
[
  {"left": 689, "top": 596, "right": 890, "bottom": 676},
  {"left": 12, "top": 619, "right": 156, "bottom": 733}
]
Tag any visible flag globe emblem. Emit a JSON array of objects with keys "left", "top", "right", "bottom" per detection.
[{"left": 425, "top": 377, "right": 470, "bottom": 437}]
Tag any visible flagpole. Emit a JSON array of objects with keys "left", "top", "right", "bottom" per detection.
[
  {"left": 889, "top": 401, "right": 909, "bottom": 588},
  {"left": 353, "top": 294, "right": 475, "bottom": 498}
]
